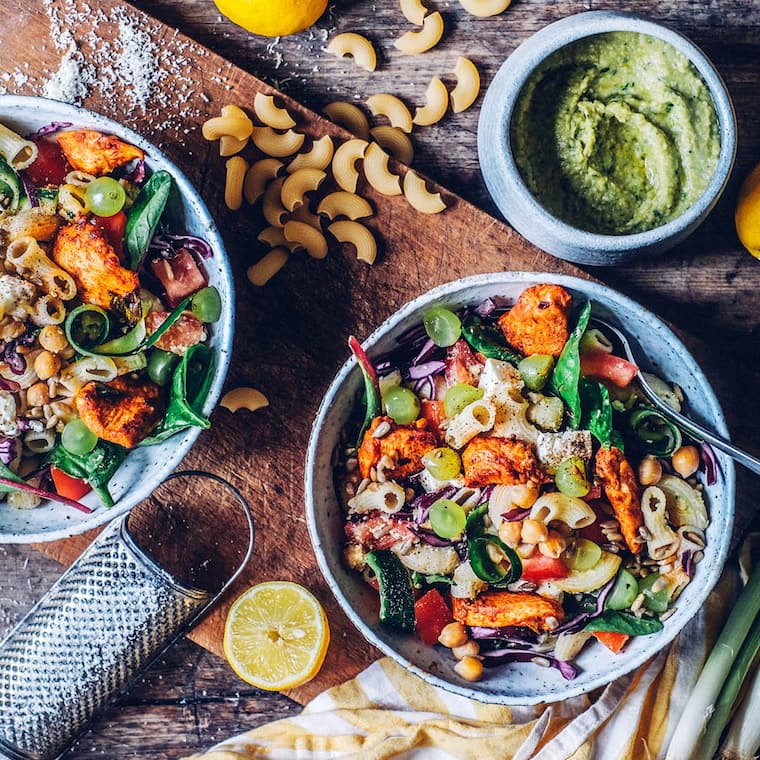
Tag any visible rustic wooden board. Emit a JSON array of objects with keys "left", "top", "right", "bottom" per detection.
[{"left": 0, "top": 0, "right": 758, "bottom": 712}]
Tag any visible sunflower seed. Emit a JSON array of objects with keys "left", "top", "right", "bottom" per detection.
[{"left": 372, "top": 420, "right": 392, "bottom": 439}]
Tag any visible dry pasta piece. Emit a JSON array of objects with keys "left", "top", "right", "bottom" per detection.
[
  {"left": 394, "top": 12, "right": 444, "bottom": 54},
  {"left": 284, "top": 220, "right": 328, "bottom": 259},
  {"left": 253, "top": 92, "right": 297, "bottom": 130},
  {"left": 332, "top": 138, "right": 369, "bottom": 194},
  {"left": 328, "top": 220, "right": 378, "bottom": 265},
  {"left": 250, "top": 127, "right": 305, "bottom": 158},
  {"left": 413, "top": 77, "right": 449, "bottom": 126},
  {"left": 289, "top": 204, "right": 323, "bottom": 230},
  {"left": 400, "top": 0, "right": 428, "bottom": 25},
  {"left": 220, "top": 387, "right": 270, "bottom": 413},
  {"left": 219, "top": 135, "right": 248, "bottom": 157},
  {"left": 403, "top": 170, "right": 447, "bottom": 214},
  {"left": 317, "top": 192, "right": 374, "bottom": 221},
  {"left": 323, "top": 102, "right": 371, "bottom": 140},
  {"left": 287, "top": 135, "right": 334, "bottom": 173},
  {"left": 259, "top": 226, "right": 290, "bottom": 249},
  {"left": 367, "top": 94, "right": 413, "bottom": 133},
  {"left": 202, "top": 105, "right": 254, "bottom": 141},
  {"left": 225, "top": 156, "right": 249, "bottom": 211},
  {"left": 326, "top": 32, "right": 377, "bottom": 72},
  {"left": 247, "top": 247, "right": 290, "bottom": 286},
  {"left": 450, "top": 57, "right": 481, "bottom": 113},
  {"left": 370, "top": 126, "right": 414, "bottom": 165},
  {"left": 262, "top": 177, "right": 288, "bottom": 228},
  {"left": 459, "top": 0, "right": 511, "bottom": 17},
  {"left": 280, "top": 168, "right": 327, "bottom": 212},
  {"left": 363, "top": 142, "right": 402, "bottom": 196},
  {"left": 244, "top": 158, "right": 284, "bottom": 205}
]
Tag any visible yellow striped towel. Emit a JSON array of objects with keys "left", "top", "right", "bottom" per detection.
[{"left": 184, "top": 567, "right": 737, "bottom": 760}]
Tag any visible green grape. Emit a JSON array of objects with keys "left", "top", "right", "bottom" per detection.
[
  {"left": 61, "top": 418, "right": 98, "bottom": 455},
  {"left": 443, "top": 383, "right": 484, "bottom": 417},
  {"left": 518, "top": 354, "right": 555, "bottom": 391},
  {"left": 639, "top": 572, "right": 670, "bottom": 613},
  {"left": 423, "top": 306, "right": 462, "bottom": 347},
  {"left": 422, "top": 447, "right": 462, "bottom": 480},
  {"left": 191, "top": 286, "right": 222, "bottom": 323},
  {"left": 555, "top": 457, "right": 591, "bottom": 498},
  {"left": 564, "top": 538, "right": 602, "bottom": 572},
  {"left": 147, "top": 349, "right": 179, "bottom": 386},
  {"left": 84, "top": 176, "right": 126, "bottom": 217},
  {"left": 382, "top": 385, "right": 420, "bottom": 425},
  {"left": 606, "top": 569, "right": 639, "bottom": 610},
  {"left": 429, "top": 498, "right": 466, "bottom": 539}
]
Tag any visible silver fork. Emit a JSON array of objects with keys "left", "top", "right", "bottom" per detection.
[{"left": 590, "top": 316, "right": 760, "bottom": 477}]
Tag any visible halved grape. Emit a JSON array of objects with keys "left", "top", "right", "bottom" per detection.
[
  {"left": 382, "top": 385, "right": 420, "bottom": 425},
  {"left": 606, "top": 569, "right": 639, "bottom": 610},
  {"left": 564, "top": 538, "right": 602, "bottom": 572},
  {"left": 639, "top": 572, "right": 669, "bottom": 613},
  {"left": 423, "top": 306, "right": 462, "bottom": 347},
  {"left": 429, "top": 498, "right": 466, "bottom": 539},
  {"left": 555, "top": 457, "right": 591, "bottom": 498},
  {"left": 422, "top": 447, "right": 462, "bottom": 481},
  {"left": 85, "top": 176, "right": 126, "bottom": 217},
  {"left": 443, "top": 383, "right": 483, "bottom": 417},
  {"left": 61, "top": 418, "right": 98, "bottom": 455},
  {"left": 517, "top": 354, "right": 554, "bottom": 391}
]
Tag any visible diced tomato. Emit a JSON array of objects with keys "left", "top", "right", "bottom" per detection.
[
  {"left": 520, "top": 555, "right": 569, "bottom": 583},
  {"left": 149, "top": 248, "right": 208, "bottom": 308},
  {"left": 580, "top": 351, "right": 638, "bottom": 389},
  {"left": 421, "top": 399, "right": 445, "bottom": 441},
  {"left": 414, "top": 589, "right": 453, "bottom": 646},
  {"left": 50, "top": 466, "right": 91, "bottom": 501},
  {"left": 593, "top": 631, "right": 629, "bottom": 654},
  {"left": 577, "top": 500, "right": 608, "bottom": 545},
  {"left": 92, "top": 211, "right": 127, "bottom": 261},
  {"left": 25, "top": 138, "right": 71, "bottom": 186},
  {"left": 444, "top": 339, "right": 484, "bottom": 387}
]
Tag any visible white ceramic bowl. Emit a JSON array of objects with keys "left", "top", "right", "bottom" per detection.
[
  {"left": 0, "top": 95, "right": 233, "bottom": 543},
  {"left": 478, "top": 12, "right": 737, "bottom": 266},
  {"left": 305, "top": 273, "right": 734, "bottom": 704}
]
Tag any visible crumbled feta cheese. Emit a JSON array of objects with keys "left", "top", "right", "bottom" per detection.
[
  {"left": 394, "top": 544, "right": 459, "bottom": 575},
  {"left": 0, "top": 275, "right": 35, "bottom": 322},
  {"left": 0, "top": 392, "right": 18, "bottom": 437},
  {"left": 536, "top": 430, "right": 593, "bottom": 474},
  {"left": 450, "top": 560, "right": 488, "bottom": 599}
]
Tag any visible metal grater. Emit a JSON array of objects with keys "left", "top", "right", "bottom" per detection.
[{"left": 0, "top": 471, "right": 254, "bottom": 760}]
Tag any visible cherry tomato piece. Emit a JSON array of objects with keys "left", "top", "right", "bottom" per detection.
[
  {"left": 414, "top": 589, "right": 453, "bottom": 646},
  {"left": 50, "top": 466, "right": 92, "bottom": 501},
  {"left": 26, "top": 138, "right": 71, "bottom": 186}
]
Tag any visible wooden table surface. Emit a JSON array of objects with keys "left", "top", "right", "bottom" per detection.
[{"left": 1, "top": 0, "right": 759, "bottom": 757}]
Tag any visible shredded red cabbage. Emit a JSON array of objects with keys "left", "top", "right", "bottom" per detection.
[
  {"left": 396, "top": 323, "right": 427, "bottom": 347},
  {"left": 125, "top": 158, "right": 146, "bottom": 185},
  {"left": 411, "top": 526, "right": 456, "bottom": 547},
  {"left": 0, "top": 438, "right": 17, "bottom": 466},
  {"left": 682, "top": 549, "right": 694, "bottom": 578},
  {"left": 413, "top": 337, "right": 436, "bottom": 365},
  {"left": 699, "top": 442, "right": 719, "bottom": 486},
  {"left": 502, "top": 507, "right": 532, "bottom": 522},
  {"left": 480, "top": 648, "right": 578, "bottom": 680},
  {"left": 470, "top": 626, "right": 537, "bottom": 645},
  {"left": 552, "top": 575, "right": 617, "bottom": 635},
  {"left": 407, "top": 360, "right": 447, "bottom": 380},
  {"left": 29, "top": 121, "right": 73, "bottom": 139},
  {"left": 474, "top": 296, "right": 512, "bottom": 319},
  {"left": 0, "top": 377, "right": 20, "bottom": 393},
  {"left": 1, "top": 341, "right": 26, "bottom": 375},
  {"left": 19, "top": 172, "right": 39, "bottom": 208},
  {"left": 412, "top": 485, "right": 457, "bottom": 524},
  {"left": 148, "top": 233, "right": 214, "bottom": 260}
]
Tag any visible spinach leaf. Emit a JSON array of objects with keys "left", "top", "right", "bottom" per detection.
[
  {"left": 550, "top": 300, "right": 591, "bottom": 429},
  {"left": 125, "top": 170, "right": 173, "bottom": 270},
  {"left": 584, "top": 610, "right": 664, "bottom": 636},
  {"left": 139, "top": 343, "right": 214, "bottom": 446},
  {"left": 580, "top": 377, "right": 616, "bottom": 446},
  {"left": 48, "top": 441, "right": 127, "bottom": 508},
  {"left": 412, "top": 571, "right": 453, "bottom": 589},
  {"left": 461, "top": 313, "right": 521, "bottom": 365},
  {"left": 0, "top": 460, "right": 27, "bottom": 494}
]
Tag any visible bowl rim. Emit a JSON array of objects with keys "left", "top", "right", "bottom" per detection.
[
  {"left": 0, "top": 94, "right": 234, "bottom": 543},
  {"left": 305, "top": 271, "right": 735, "bottom": 704},
  {"left": 477, "top": 10, "right": 738, "bottom": 253}
]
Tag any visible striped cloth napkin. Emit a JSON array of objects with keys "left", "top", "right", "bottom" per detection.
[{"left": 184, "top": 567, "right": 738, "bottom": 760}]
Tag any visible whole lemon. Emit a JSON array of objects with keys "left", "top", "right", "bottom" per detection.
[
  {"left": 214, "top": 0, "right": 327, "bottom": 37},
  {"left": 736, "top": 163, "right": 760, "bottom": 259}
]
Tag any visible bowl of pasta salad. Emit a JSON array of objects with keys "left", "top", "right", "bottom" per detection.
[
  {"left": 0, "top": 95, "right": 233, "bottom": 542},
  {"left": 305, "top": 273, "right": 734, "bottom": 703}
]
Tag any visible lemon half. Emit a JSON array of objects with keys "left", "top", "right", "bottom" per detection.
[
  {"left": 214, "top": 0, "right": 328, "bottom": 37},
  {"left": 223, "top": 581, "right": 330, "bottom": 691},
  {"left": 736, "top": 163, "right": 760, "bottom": 259}
]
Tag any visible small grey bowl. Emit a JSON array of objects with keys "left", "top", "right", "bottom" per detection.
[{"left": 478, "top": 11, "right": 737, "bottom": 266}]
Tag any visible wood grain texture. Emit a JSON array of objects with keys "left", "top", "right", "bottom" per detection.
[{"left": 0, "top": 0, "right": 758, "bottom": 756}]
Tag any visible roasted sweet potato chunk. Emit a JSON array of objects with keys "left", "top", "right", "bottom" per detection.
[
  {"left": 498, "top": 284, "right": 573, "bottom": 358},
  {"left": 75, "top": 375, "right": 164, "bottom": 449},
  {"left": 452, "top": 591, "right": 563, "bottom": 633},
  {"left": 53, "top": 219, "right": 140, "bottom": 320},
  {"left": 461, "top": 435, "right": 544, "bottom": 488},
  {"left": 595, "top": 446, "right": 644, "bottom": 554},
  {"left": 56, "top": 130, "right": 144, "bottom": 176},
  {"left": 357, "top": 416, "right": 437, "bottom": 480}
]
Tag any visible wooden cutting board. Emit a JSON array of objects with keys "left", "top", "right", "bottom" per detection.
[{"left": 0, "top": 0, "right": 756, "bottom": 706}]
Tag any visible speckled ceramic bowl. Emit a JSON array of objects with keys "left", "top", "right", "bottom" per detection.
[
  {"left": 0, "top": 95, "right": 233, "bottom": 543},
  {"left": 478, "top": 12, "right": 737, "bottom": 266},
  {"left": 305, "top": 273, "right": 734, "bottom": 704}
]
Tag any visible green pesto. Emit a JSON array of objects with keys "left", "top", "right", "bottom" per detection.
[{"left": 511, "top": 32, "right": 720, "bottom": 235}]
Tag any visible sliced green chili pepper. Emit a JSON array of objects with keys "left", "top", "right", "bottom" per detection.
[
  {"left": 125, "top": 170, "right": 173, "bottom": 270},
  {"left": 348, "top": 335, "right": 381, "bottom": 448},
  {"left": 550, "top": 300, "right": 591, "bottom": 428},
  {"left": 64, "top": 305, "right": 111, "bottom": 353},
  {"left": 465, "top": 502, "right": 522, "bottom": 585},
  {"left": 629, "top": 406, "right": 682, "bottom": 456},
  {"left": 365, "top": 550, "right": 415, "bottom": 632},
  {"left": 95, "top": 319, "right": 147, "bottom": 354},
  {"left": 461, "top": 313, "right": 521, "bottom": 364},
  {"left": 0, "top": 157, "right": 22, "bottom": 213}
]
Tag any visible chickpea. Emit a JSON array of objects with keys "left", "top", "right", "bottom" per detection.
[
  {"left": 672, "top": 445, "right": 700, "bottom": 478},
  {"left": 26, "top": 382, "right": 49, "bottom": 408},
  {"left": 454, "top": 655, "right": 483, "bottom": 682},
  {"left": 498, "top": 520, "right": 522, "bottom": 548},
  {"left": 516, "top": 542, "right": 537, "bottom": 559},
  {"left": 508, "top": 482, "right": 540, "bottom": 508},
  {"left": 38, "top": 325, "right": 69, "bottom": 354},
  {"left": 638, "top": 455, "right": 663, "bottom": 486},
  {"left": 538, "top": 530, "right": 567, "bottom": 559},
  {"left": 521, "top": 518, "right": 549, "bottom": 545},
  {"left": 438, "top": 622, "right": 468, "bottom": 649},
  {"left": 33, "top": 350, "right": 61, "bottom": 381},
  {"left": 452, "top": 640, "right": 480, "bottom": 660}
]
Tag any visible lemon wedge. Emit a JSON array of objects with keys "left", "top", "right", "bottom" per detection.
[{"left": 223, "top": 581, "right": 330, "bottom": 690}]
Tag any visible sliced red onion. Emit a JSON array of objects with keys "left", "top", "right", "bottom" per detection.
[
  {"left": 125, "top": 158, "right": 146, "bottom": 184},
  {"left": 412, "top": 526, "right": 455, "bottom": 547},
  {"left": 407, "top": 360, "right": 446, "bottom": 380},
  {"left": 19, "top": 172, "right": 39, "bottom": 208},
  {"left": 682, "top": 549, "right": 694, "bottom": 578},
  {"left": 375, "top": 360, "right": 394, "bottom": 374},
  {"left": 474, "top": 296, "right": 512, "bottom": 319},
  {"left": 699, "top": 442, "right": 719, "bottom": 486},
  {"left": 396, "top": 323, "right": 427, "bottom": 347},
  {"left": 412, "top": 485, "right": 457, "bottom": 524},
  {"left": 413, "top": 376, "right": 435, "bottom": 400},
  {"left": 29, "top": 121, "right": 73, "bottom": 139},
  {"left": 413, "top": 337, "right": 437, "bottom": 365},
  {"left": 480, "top": 648, "right": 578, "bottom": 680},
  {"left": 0, "top": 377, "right": 20, "bottom": 393},
  {"left": 148, "top": 233, "right": 214, "bottom": 260},
  {"left": 0, "top": 438, "right": 17, "bottom": 466},
  {"left": 502, "top": 507, "right": 531, "bottom": 522}
]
